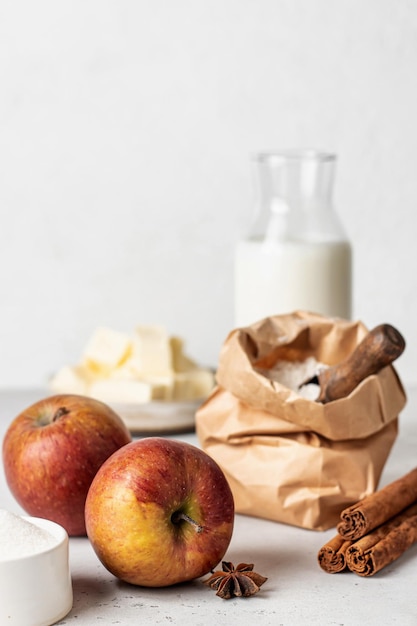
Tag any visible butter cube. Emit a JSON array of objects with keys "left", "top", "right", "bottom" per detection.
[
  {"left": 170, "top": 336, "right": 198, "bottom": 372},
  {"left": 172, "top": 369, "right": 214, "bottom": 401},
  {"left": 107, "top": 360, "right": 139, "bottom": 380},
  {"left": 88, "top": 379, "right": 152, "bottom": 404},
  {"left": 49, "top": 323, "right": 214, "bottom": 406},
  {"left": 130, "top": 325, "right": 173, "bottom": 376},
  {"left": 82, "top": 326, "right": 131, "bottom": 375},
  {"left": 142, "top": 375, "right": 174, "bottom": 400}
]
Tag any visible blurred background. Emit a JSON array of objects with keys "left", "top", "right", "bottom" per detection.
[{"left": 0, "top": 0, "right": 416, "bottom": 388}]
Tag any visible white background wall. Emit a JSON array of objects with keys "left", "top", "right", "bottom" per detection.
[{"left": 0, "top": 0, "right": 416, "bottom": 389}]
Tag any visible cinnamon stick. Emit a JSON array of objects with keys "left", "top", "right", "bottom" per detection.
[
  {"left": 345, "top": 503, "right": 417, "bottom": 576},
  {"left": 337, "top": 467, "right": 417, "bottom": 541},
  {"left": 317, "top": 534, "right": 352, "bottom": 573}
]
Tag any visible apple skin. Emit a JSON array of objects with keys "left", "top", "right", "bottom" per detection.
[
  {"left": 85, "top": 437, "right": 235, "bottom": 587},
  {"left": 2, "top": 394, "right": 132, "bottom": 536}
]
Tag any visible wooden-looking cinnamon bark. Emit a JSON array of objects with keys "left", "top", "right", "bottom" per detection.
[
  {"left": 337, "top": 467, "right": 417, "bottom": 541},
  {"left": 317, "top": 534, "right": 352, "bottom": 573},
  {"left": 345, "top": 503, "right": 417, "bottom": 576}
]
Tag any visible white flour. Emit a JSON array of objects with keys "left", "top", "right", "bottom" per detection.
[
  {"left": 257, "top": 356, "right": 327, "bottom": 401},
  {"left": 0, "top": 509, "right": 58, "bottom": 560}
]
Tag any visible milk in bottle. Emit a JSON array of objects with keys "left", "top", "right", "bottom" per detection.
[{"left": 234, "top": 151, "right": 352, "bottom": 327}]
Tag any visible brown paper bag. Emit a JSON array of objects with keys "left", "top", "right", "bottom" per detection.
[{"left": 196, "top": 311, "right": 406, "bottom": 530}]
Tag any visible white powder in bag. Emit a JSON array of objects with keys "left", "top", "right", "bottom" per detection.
[
  {"left": 256, "top": 356, "right": 327, "bottom": 401},
  {"left": 0, "top": 509, "right": 59, "bottom": 560}
]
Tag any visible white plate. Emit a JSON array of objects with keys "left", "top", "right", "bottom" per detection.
[{"left": 109, "top": 399, "right": 203, "bottom": 435}]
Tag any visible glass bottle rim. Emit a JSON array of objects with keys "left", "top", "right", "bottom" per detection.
[{"left": 253, "top": 149, "right": 336, "bottom": 164}]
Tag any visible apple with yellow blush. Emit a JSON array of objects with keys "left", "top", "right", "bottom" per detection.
[{"left": 85, "top": 437, "right": 235, "bottom": 586}]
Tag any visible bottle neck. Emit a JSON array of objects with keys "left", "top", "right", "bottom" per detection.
[
  {"left": 250, "top": 150, "right": 346, "bottom": 242},
  {"left": 257, "top": 149, "right": 334, "bottom": 209}
]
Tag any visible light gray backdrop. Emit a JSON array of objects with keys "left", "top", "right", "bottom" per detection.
[{"left": 0, "top": 0, "right": 415, "bottom": 388}]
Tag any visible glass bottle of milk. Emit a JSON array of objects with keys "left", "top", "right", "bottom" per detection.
[{"left": 234, "top": 150, "right": 352, "bottom": 327}]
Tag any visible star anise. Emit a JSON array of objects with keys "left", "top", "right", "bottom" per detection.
[{"left": 204, "top": 561, "right": 267, "bottom": 599}]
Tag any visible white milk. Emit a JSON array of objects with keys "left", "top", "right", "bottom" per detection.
[{"left": 234, "top": 237, "right": 352, "bottom": 327}]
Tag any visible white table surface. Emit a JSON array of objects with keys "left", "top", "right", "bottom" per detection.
[{"left": 1, "top": 387, "right": 416, "bottom": 626}]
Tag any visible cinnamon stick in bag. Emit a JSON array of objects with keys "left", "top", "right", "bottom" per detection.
[
  {"left": 317, "top": 534, "right": 352, "bottom": 573},
  {"left": 337, "top": 467, "right": 417, "bottom": 541},
  {"left": 345, "top": 503, "right": 417, "bottom": 576}
]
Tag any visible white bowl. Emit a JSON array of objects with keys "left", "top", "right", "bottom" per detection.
[
  {"left": 0, "top": 516, "right": 73, "bottom": 625},
  {"left": 110, "top": 398, "right": 202, "bottom": 434}
]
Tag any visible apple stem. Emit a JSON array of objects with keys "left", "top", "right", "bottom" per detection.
[
  {"left": 171, "top": 511, "right": 203, "bottom": 533},
  {"left": 53, "top": 407, "right": 70, "bottom": 422}
]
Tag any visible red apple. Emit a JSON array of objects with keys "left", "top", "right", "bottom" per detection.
[
  {"left": 2, "top": 394, "right": 132, "bottom": 536},
  {"left": 85, "top": 437, "right": 235, "bottom": 586}
]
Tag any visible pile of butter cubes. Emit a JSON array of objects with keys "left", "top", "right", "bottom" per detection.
[{"left": 49, "top": 325, "right": 215, "bottom": 404}]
